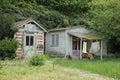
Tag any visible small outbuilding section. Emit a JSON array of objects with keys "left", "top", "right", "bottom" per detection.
[
  {"left": 46, "top": 26, "right": 107, "bottom": 60},
  {"left": 14, "top": 18, "right": 47, "bottom": 58}
]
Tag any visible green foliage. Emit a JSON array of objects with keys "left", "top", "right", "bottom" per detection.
[
  {"left": 88, "top": 0, "right": 120, "bottom": 52},
  {"left": 15, "top": 2, "right": 33, "bottom": 9},
  {"left": 37, "top": 11, "right": 69, "bottom": 29},
  {"left": 89, "top": 0, "right": 120, "bottom": 38},
  {"left": 37, "top": 0, "right": 91, "bottom": 16},
  {"left": 30, "top": 53, "right": 46, "bottom": 66},
  {"left": 0, "top": 13, "right": 15, "bottom": 40},
  {"left": 0, "top": 38, "right": 18, "bottom": 60},
  {"left": 0, "top": 0, "right": 90, "bottom": 29}
]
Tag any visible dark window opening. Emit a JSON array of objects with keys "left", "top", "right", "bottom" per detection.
[
  {"left": 26, "top": 36, "right": 29, "bottom": 46},
  {"left": 72, "top": 36, "right": 80, "bottom": 50},
  {"left": 26, "top": 36, "right": 34, "bottom": 46},
  {"left": 30, "top": 36, "right": 34, "bottom": 46}
]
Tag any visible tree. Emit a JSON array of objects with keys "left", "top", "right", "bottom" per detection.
[
  {"left": 38, "top": 0, "right": 91, "bottom": 16},
  {"left": 0, "top": 13, "right": 15, "bottom": 40},
  {"left": 88, "top": 0, "right": 120, "bottom": 53}
]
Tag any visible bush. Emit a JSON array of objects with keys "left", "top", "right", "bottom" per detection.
[
  {"left": 0, "top": 38, "right": 18, "bottom": 60},
  {"left": 30, "top": 53, "right": 46, "bottom": 66}
]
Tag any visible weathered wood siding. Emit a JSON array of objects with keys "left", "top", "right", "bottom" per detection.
[
  {"left": 46, "top": 31, "right": 66, "bottom": 56},
  {"left": 37, "top": 32, "right": 44, "bottom": 53},
  {"left": 15, "top": 31, "right": 23, "bottom": 57}
]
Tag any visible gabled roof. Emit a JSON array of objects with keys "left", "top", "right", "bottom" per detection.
[
  {"left": 14, "top": 18, "right": 47, "bottom": 32},
  {"left": 68, "top": 32, "right": 102, "bottom": 40}
]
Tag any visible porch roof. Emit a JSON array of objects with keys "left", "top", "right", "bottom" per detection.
[{"left": 68, "top": 32, "right": 102, "bottom": 40}]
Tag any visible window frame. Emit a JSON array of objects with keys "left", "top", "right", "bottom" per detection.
[
  {"left": 26, "top": 35, "right": 34, "bottom": 46},
  {"left": 51, "top": 34, "right": 59, "bottom": 47}
]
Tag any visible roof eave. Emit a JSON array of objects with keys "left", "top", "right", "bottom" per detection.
[{"left": 68, "top": 32, "right": 102, "bottom": 40}]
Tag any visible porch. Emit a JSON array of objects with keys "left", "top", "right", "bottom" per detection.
[{"left": 68, "top": 32, "right": 103, "bottom": 60}]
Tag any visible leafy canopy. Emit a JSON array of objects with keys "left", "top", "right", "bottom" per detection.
[{"left": 88, "top": 0, "right": 120, "bottom": 52}]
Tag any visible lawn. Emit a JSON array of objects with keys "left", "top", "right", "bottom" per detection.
[
  {"left": 55, "top": 58, "right": 120, "bottom": 79},
  {"left": 0, "top": 59, "right": 57, "bottom": 80},
  {"left": 0, "top": 58, "right": 115, "bottom": 80}
]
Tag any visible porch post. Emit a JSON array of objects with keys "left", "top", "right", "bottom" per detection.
[
  {"left": 77, "top": 38, "right": 79, "bottom": 56},
  {"left": 80, "top": 38, "right": 82, "bottom": 59},
  {"left": 100, "top": 40, "right": 103, "bottom": 61}
]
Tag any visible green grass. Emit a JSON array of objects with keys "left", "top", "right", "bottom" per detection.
[
  {"left": 0, "top": 59, "right": 56, "bottom": 80},
  {"left": 55, "top": 58, "right": 120, "bottom": 79},
  {"left": 0, "top": 59, "right": 100, "bottom": 80},
  {"left": 0, "top": 58, "right": 118, "bottom": 80}
]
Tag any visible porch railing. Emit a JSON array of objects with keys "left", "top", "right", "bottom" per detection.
[{"left": 72, "top": 50, "right": 80, "bottom": 56}]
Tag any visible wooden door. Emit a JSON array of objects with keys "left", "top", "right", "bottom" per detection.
[{"left": 24, "top": 32, "right": 36, "bottom": 58}]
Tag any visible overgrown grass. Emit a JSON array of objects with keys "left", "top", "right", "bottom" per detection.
[
  {"left": 55, "top": 58, "right": 120, "bottom": 79},
  {"left": 0, "top": 58, "right": 118, "bottom": 80},
  {"left": 0, "top": 59, "right": 99, "bottom": 80},
  {"left": 0, "top": 59, "right": 52, "bottom": 80}
]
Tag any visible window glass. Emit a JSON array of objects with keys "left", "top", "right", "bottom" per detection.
[
  {"left": 26, "top": 36, "right": 34, "bottom": 46},
  {"left": 26, "top": 36, "right": 29, "bottom": 46},
  {"left": 30, "top": 36, "right": 34, "bottom": 46},
  {"left": 56, "top": 34, "right": 59, "bottom": 46},
  {"left": 51, "top": 34, "right": 59, "bottom": 46},
  {"left": 52, "top": 35, "right": 55, "bottom": 46}
]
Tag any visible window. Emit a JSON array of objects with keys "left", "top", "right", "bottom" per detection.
[
  {"left": 72, "top": 37, "right": 80, "bottom": 50},
  {"left": 26, "top": 36, "right": 34, "bottom": 46},
  {"left": 52, "top": 35, "right": 55, "bottom": 46},
  {"left": 56, "top": 34, "right": 59, "bottom": 46},
  {"left": 26, "top": 36, "right": 29, "bottom": 46},
  {"left": 30, "top": 36, "right": 34, "bottom": 46},
  {"left": 51, "top": 34, "right": 59, "bottom": 46}
]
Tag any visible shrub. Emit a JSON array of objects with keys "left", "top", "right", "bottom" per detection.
[
  {"left": 0, "top": 38, "right": 18, "bottom": 60},
  {"left": 30, "top": 53, "right": 46, "bottom": 66}
]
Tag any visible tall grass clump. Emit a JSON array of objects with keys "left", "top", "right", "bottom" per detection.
[{"left": 30, "top": 53, "right": 47, "bottom": 66}]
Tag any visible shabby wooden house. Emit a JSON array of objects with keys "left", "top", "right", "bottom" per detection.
[
  {"left": 46, "top": 26, "right": 107, "bottom": 60},
  {"left": 14, "top": 18, "right": 47, "bottom": 58}
]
